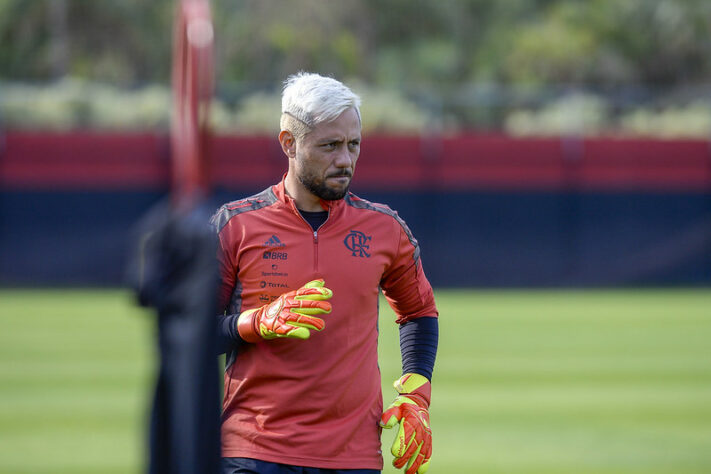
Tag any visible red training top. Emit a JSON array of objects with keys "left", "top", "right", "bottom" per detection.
[{"left": 212, "top": 178, "right": 438, "bottom": 470}]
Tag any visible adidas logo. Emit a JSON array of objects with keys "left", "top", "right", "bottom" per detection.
[{"left": 264, "top": 235, "right": 286, "bottom": 247}]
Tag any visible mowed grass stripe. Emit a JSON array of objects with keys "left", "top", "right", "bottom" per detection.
[
  {"left": 1, "top": 288, "right": 710, "bottom": 473},
  {"left": 377, "top": 289, "right": 711, "bottom": 474},
  {"left": 0, "top": 289, "right": 152, "bottom": 474}
]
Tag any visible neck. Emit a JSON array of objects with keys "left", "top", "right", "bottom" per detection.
[{"left": 284, "top": 172, "right": 323, "bottom": 212}]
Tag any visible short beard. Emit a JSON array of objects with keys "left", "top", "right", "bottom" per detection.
[{"left": 297, "top": 169, "right": 351, "bottom": 201}]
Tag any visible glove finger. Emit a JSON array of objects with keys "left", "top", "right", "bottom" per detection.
[
  {"left": 380, "top": 405, "right": 403, "bottom": 429},
  {"left": 399, "top": 429, "right": 422, "bottom": 470},
  {"left": 283, "top": 326, "right": 310, "bottom": 339},
  {"left": 263, "top": 320, "right": 310, "bottom": 339},
  {"left": 393, "top": 456, "right": 409, "bottom": 470},
  {"left": 420, "top": 432, "right": 433, "bottom": 463},
  {"left": 294, "top": 284, "right": 333, "bottom": 300},
  {"left": 414, "top": 425, "right": 432, "bottom": 474},
  {"left": 294, "top": 288, "right": 333, "bottom": 301},
  {"left": 285, "top": 313, "right": 326, "bottom": 332},
  {"left": 290, "top": 299, "right": 332, "bottom": 314},
  {"left": 404, "top": 442, "right": 425, "bottom": 474},
  {"left": 391, "top": 417, "right": 413, "bottom": 459},
  {"left": 303, "top": 279, "right": 325, "bottom": 288}
]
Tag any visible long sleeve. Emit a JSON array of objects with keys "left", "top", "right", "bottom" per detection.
[{"left": 399, "top": 316, "right": 438, "bottom": 380}]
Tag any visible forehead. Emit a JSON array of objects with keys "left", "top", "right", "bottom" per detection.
[{"left": 307, "top": 108, "right": 361, "bottom": 141}]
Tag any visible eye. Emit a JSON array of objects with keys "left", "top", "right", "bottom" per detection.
[
  {"left": 322, "top": 142, "right": 337, "bottom": 150},
  {"left": 348, "top": 140, "right": 360, "bottom": 149}
]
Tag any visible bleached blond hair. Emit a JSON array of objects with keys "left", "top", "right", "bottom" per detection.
[{"left": 280, "top": 72, "right": 361, "bottom": 140}]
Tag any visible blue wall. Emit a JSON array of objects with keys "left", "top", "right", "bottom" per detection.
[
  {"left": 363, "top": 190, "right": 711, "bottom": 287},
  {"left": 2, "top": 188, "right": 709, "bottom": 287}
]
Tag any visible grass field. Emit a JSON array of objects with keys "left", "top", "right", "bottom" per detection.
[{"left": 1, "top": 288, "right": 710, "bottom": 473}]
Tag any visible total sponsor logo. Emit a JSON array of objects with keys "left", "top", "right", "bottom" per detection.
[{"left": 260, "top": 280, "right": 288, "bottom": 289}]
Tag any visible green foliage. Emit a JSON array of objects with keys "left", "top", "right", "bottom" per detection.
[
  {"left": 620, "top": 102, "right": 711, "bottom": 138},
  {"left": 4, "top": 78, "right": 711, "bottom": 137},
  {"left": 3, "top": 0, "right": 710, "bottom": 87},
  {"left": 218, "top": 83, "right": 430, "bottom": 134},
  {"left": 505, "top": 6, "right": 597, "bottom": 84},
  {"left": 2, "top": 0, "right": 710, "bottom": 133},
  {"left": 505, "top": 94, "right": 711, "bottom": 138},
  {"left": 506, "top": 93, "right": 610, "bottom": 136},
  {"left": 0, "top": 0, "right": 173, "bottom": 83},
  {"left": 355, "top": 82, "right": 430, "bottom": 133},
  {"left": 0, "top": 78, "right": 171, "bottom": 130},
  {"left": 229, "top": 91, "right": 281, "bottom": 134},
  {"left": 0, "top": 78, "right": 431, "bottom": 133}
]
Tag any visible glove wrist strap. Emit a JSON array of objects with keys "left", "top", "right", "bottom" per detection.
[
  {"left": 395, "top": 373, "right": 431, "bottom": 407},
  {"left": 237, "top": 308, "right": 261, "bottom": 343}
]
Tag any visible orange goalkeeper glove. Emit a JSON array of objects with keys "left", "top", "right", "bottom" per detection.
[
  {"left": 236, "top": 279, "right": 332, "bottom": 343},
  {"left": 380, "top": 373, "right": 432, "bottom": 474}
]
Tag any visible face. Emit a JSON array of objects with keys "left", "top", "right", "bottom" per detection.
[{"left": 292, "top": 107, "right": 361, "bottom": 201}]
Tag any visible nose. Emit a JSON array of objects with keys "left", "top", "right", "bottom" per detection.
[{"left": 333, "top": 147, "right": 355, "bottom": 168}]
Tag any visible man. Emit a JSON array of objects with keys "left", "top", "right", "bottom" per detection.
[{"left": 212, "top": 72, "right": 439, "bottom": 474}]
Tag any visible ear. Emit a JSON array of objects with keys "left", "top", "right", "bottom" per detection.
[{"left": 279, "top": 130, "right": 296, "bottom": 158}]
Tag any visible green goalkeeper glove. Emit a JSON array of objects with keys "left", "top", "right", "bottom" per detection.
[
  {"left": 380, "top": 373, "right": 432, "bottom": 474},
  {"left": 236, "top": 279, "right": 333, "bottom": 343}
]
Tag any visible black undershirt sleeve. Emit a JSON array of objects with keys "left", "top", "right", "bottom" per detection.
[
  {"left": 216, "top": 313, "right": 242, "bottom": 354},
  {"left": 399, "top": 316, "right": 439, "bottom": 381}
]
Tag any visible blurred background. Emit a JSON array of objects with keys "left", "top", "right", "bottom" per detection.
[
  {"left": 0, "top": 1, "right": 710, "bottom": 473},
  {"left": 1, "top": 0, "right": 710, "bottom": 287}
]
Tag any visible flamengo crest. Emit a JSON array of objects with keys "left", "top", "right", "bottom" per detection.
[{"left": 344, "top": 230, "right": 371, "bottom": 258}]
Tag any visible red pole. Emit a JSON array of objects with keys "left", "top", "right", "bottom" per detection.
[{"left": 171, "top": 0, "right": 214, "bottom": 210}]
